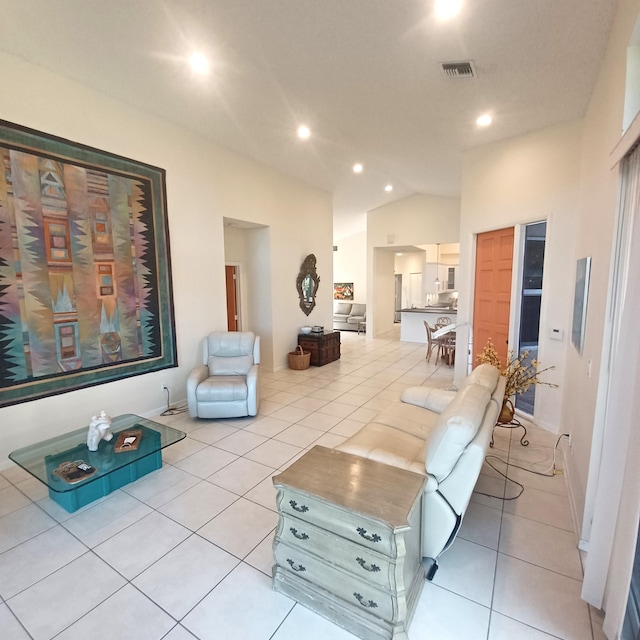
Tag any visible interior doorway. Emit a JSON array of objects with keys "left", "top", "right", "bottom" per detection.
[
  {"left": 225, "top": 265, "right": 239, "bottom": 331},
  {"left": 473, "top": 227, "right": 515, "bottom": 365},
  {"left": 394, "top": 274, "right": 402, "bottom": 322}
]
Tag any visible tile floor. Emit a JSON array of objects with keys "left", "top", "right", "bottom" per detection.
[{"left": 0, "top": 330, "right": 607, "bottom": 640}]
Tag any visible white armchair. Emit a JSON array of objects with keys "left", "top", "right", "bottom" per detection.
[{"left": 187, "top": 332, "right": 260, "bottom": 419}]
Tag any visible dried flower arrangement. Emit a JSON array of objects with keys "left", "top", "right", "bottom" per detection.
[{"left": 476, "top": 339, "right": 558, "bottom": 399}]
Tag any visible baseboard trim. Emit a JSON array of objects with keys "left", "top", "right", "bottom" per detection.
[{"left": 562, "top": 444, "right": 584, "bottom": 548}]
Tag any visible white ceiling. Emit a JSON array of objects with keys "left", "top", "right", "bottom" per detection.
[{"left": 0, "top": 1, "right": 618, "bottom": 238}]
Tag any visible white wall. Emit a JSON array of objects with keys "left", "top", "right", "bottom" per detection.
[
  {"left": 459, "top": 120, "right": 583, "bottom": 433},
  {"left": 459, "top": 0, "right": 640, "bottom": 631},
  {"left": 623, "top": 17, "right": 640, "bottom": 132},
  {"left": 0, "top": 50, "right": 332, "bottom": 464},
  {"left": 245, "top": 227, "right": 276, "bottom": 368},
  {"left": 572, "top": 0, "right": 640, "bottom": 634},
  {"left": 333, "top": 230, "right": 366, "bottom": 303},
  {"left": 367, "top": 194, "right": 460, "bottom": 248},
  {"left": 562, "top": 6, "right": 633, "bottom": 548},
  {"left": 371, "top": 249, "right": 396, "bottom": 336},
  {"left": 566, "top": 0, "right": 636, "bottom": 551}
]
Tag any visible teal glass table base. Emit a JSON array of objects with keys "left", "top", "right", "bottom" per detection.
[{"left": 9, "top": 414, "right": 185, "bottom": 512}]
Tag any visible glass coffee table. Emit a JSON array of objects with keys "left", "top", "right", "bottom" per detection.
[{"left": 9, "top": 414, "right": 185, "bottom": 512}]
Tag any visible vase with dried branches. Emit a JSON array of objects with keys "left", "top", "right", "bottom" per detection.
[{"left": 476, "top": 339, "right": 558, "bottom": 423}]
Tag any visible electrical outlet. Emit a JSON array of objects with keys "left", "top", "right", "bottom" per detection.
[{"left": 161, "top": 381, "right": 168, "bottom": 392}]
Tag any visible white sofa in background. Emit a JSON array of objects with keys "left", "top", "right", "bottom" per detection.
[
  {"left": 336, "top": 363, "right": 505, "bottom": 579},
  {"left": 333, "top": 301, "right": 366, "bottom": 331}
]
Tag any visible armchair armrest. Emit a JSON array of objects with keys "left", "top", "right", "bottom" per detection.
[
  {"left": 400, "top": 387, "right": 457, "bottom": 413},
  {"left": 246, "top": 363, "right": 260, "bottom": 416},
  {"left": 187, "top": 364, "right": 209, "bottom": 418}
]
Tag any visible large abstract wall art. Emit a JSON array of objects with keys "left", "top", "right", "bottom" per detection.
[{"left": 0, "top": 120, "right": 177, "bottom": 408}]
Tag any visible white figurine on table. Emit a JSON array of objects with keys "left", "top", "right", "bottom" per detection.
[{"left": 87, "top": 410, "right": 113, "bottom": 451}]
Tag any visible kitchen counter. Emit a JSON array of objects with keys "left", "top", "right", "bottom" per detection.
[
  {"left": 401, "top": 307, "right": 457, "bottom": 313},
  {"left": 400, "top": 308, "right": 457, "bottom": 343}
]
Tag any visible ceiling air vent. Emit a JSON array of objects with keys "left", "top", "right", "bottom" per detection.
[{"left": 440, "top": 61, "right": 476, "bottom": 78}]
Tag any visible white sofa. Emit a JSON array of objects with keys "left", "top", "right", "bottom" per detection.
[
  {"left": 336, "top": 363, "right": 505, "bottom": 579},
  {"left": 333, "top": 301, "right": 366, "bottom": 331}
]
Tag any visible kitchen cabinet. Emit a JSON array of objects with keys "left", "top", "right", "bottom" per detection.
[{"left": 423, "top": 263, "right": 458, "bottom": 293}]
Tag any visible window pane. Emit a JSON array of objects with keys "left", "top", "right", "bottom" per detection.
[{"left": 516, "top": 221, "right": 546, "bottom": 415}]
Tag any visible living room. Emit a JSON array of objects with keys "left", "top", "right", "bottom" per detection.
[{"left": 1, "top": 1, "right": 640, "bottom": 639}]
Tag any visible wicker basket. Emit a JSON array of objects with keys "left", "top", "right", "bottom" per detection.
[{"left": 288, "top": 345, "right": 311, "bottom": 370}]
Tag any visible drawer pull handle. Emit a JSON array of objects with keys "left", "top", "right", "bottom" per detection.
[
  {"left": 289, "top": 527, "right": 309, "bottom": 541},
  {"left": 289, "top": 500, "right": 309, "bottom": 513},
  {"left": 286, "top": 559, "right": 306, "bottom": 572},
  {"left": 356, "top": 557, "right": 380, "bottom": 573},
  {"left": 357, "top": 527, "right": 381, "bottom": 543},
  {"left": 353, "top": 593, "right": 378, "bottom": 609}
]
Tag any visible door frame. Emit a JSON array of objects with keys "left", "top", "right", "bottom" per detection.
[
  {"left": 225, "top": 262, "right": 243, "bottom": 331},
  {"left": 458, "top": 218, "right": 550, "bottom": 393},
  {"left": 394, "top": 273, "right": 402, "bottom": 322},
  {"left": 475, "top": 222, "right": 549, "bottom": 385},
  {"left": 514, "top": 220, "right": 548, "bottom": 414}
]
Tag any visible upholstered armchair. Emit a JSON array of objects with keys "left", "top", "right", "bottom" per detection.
[{"left": 187, "top": 332, "right": 260, "bottom": 419}]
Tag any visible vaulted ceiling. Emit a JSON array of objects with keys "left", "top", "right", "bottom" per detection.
[{"left": 0, "top": 0, "right": 618, "bottom": 237}]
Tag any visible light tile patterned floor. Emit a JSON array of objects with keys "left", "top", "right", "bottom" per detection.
[{"left": 0, "top": 330, "right": 606, "bottom": 640}]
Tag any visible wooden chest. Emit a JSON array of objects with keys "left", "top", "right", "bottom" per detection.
[
  {"left": 272, "top": 446, "right": 425, "bottom": 640},
  {"left": 297, "top": 331, "right": 340, "bottom": 366}
]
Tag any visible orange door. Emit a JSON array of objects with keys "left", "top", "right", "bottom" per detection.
[
  {"left": 473, "top": 227, "right": 514, "bottom": 366},
  {"left": 225, "top": 265, "right": 238, "bottom": 331}
]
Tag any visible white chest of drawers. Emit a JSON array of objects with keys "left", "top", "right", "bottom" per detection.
[{"left": 272, "top": 446, "right": 425, "bottom": 640}]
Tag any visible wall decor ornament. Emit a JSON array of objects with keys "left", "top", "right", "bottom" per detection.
[
  {"left": 571, "top": 257, "right": 591, "bottom": 354},
  {"left": 0, "top": 120, "right": 177, "bottom": 408},
  {"left": 333, "top": 282, "right": 354, "bottom": 300},
  {"left": 296, "top": 254, "right": 320, "bottom": 316}
]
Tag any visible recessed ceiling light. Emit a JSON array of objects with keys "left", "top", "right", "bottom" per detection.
[
  {"left": 385, "top": 184, "right": 393, "bottom": 192},
  {"left": 435, "top": 0, "right": 463, "bottom": 20},
  {"left": 476, "top": 113, "right": 492, "bottom": 127},
  {"left": 189, "top": 52, "right": 210, "bottom": 75},
  {"left": 396, "top": 253, "right": 403, "bottom": 256},
  {"left": 297, "top": 125, "right": 311, "bottom": 140},
  {"left": 353, "top": 163, "right": 363, "bottom": 174}
]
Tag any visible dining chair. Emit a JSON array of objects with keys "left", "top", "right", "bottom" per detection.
[
  {"left": 424, "top": 321, "right": 440, "bottom": 362},
  {"left": 440, "top": 332, "right": 456, "bottom": 366}
]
